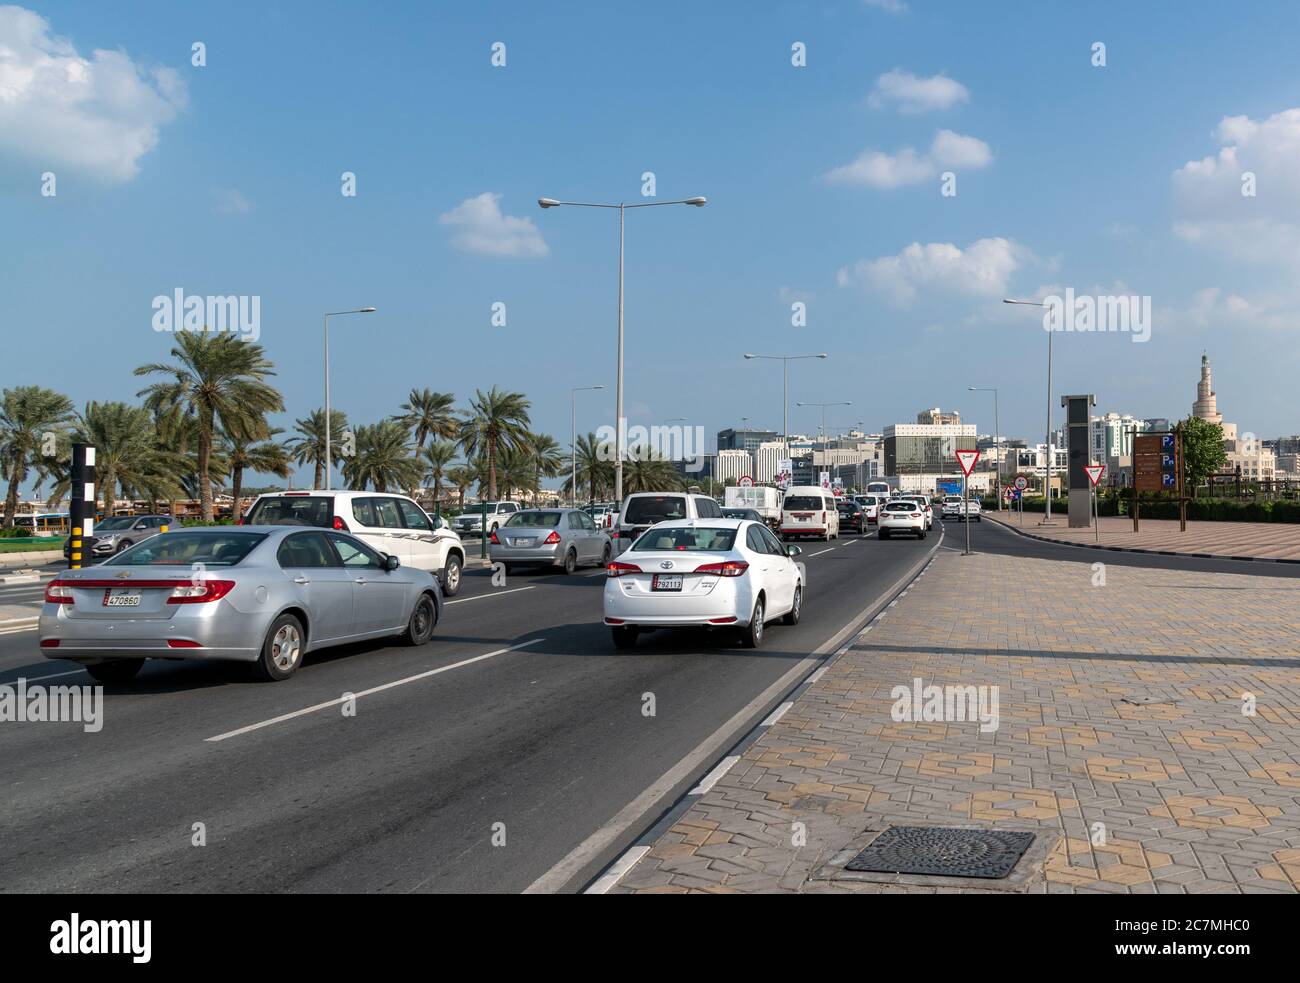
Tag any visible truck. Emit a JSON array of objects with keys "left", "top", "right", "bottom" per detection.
[{"left": 724, "top": 485, "right": 782, "bottom": 526}]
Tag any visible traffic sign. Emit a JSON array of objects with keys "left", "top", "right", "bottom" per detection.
[
  {"left": 738, "top": 475, "right": 754, "bottom": 488},
  {"left": 1084, "top": 464, "right": 1106, "bottom": 487},
  {"left": 955, "top": 449, "right": 980, "bottom": 476},
  {"left": 1014, "top": 475, "right": 1029, "bottom": 491}
]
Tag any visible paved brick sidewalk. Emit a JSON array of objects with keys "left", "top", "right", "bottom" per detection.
[
  {"left": 612, "top": 548, "right": 1300, "bottom": 893},
  {"left": 988, "top": 511, "right": 1300, "bottom": 561}
]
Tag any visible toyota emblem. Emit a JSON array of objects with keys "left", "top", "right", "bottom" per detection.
[{"left": 659, "top": 561, "right": 674, "bottom": 570}]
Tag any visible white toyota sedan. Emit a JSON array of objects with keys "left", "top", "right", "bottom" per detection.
[{"left": 603, "top": 519, "right": 803, "bottom": 650}]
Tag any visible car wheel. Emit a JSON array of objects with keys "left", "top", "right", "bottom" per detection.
[
  {"left": 84, "top": 659, "right": 144, "bottom": 683},
  {"left": 879, "top": 529, "right": 890, "bottom": 539},
  {"left": 600, "top": 543, "right": 612, "bottom": 566},
  {"left": 561, "top": 549, "right": 577, "bottom": 575},
  {"left": 253, "top": 613, "right": 305, "bottom": 682},
  {"left": 782, "top": 585, "right": 802, "bottom": 626},
  {"left": 611, "top": 626, "right": 638, "bottom": 649},
  {"left": 115, "top": 540, "right": 131, "bottom": 554},
  {"left": 401, "top": 593, "right": 438, "bottom": 646},
  {"left": 441, "top": 553, "right": 463, "bottom": 597},
  {"left": 918, "top": 528, "right": 927, "bottom": 540},
  {"left": 739, "top": 597, "right": 766, "bottom": 648},
  {"left": 975, "top": 515, "right": 982, "bottom": 522}
]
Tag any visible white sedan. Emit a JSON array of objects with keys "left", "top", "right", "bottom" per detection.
[
  {"left": 878, "top": 499, "right": 928, "bottom": 539},
  {"left": 603, "top": 518, "right": 803, "bottom": 649}
]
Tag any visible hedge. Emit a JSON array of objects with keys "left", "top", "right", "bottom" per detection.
[{"left": 978, "top": 495, "right": 1300, "bottom": 523}]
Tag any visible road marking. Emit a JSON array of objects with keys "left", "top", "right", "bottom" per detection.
[
  {"left": 806, "top": 667, "right": 827, "bottom": 684},
  {"left": 4, "top": 667, "right": 86, "bottom": 682},
  {"left": 806, "top": 548, "right": 837, "bottom": 557},
  {"left": 0, "top": 615, "right": 40, "bottom": 626},
  {"left": 690, "top": 755, "right": 740, "bottom": 795},
  {"left": 446, "top": 586, "right": 536, "bottom": 605},
  {"left": 761, "top": 701, "right": 793, "bottom": 727},
  {"left": 205, "top": 638, "right": 544, "bottom": 743},
  {"left": 584, "top": 846, "right": 650, "bottom": 895}
]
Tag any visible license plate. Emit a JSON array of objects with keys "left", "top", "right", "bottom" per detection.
[
  {"left": 513, "top": 538, "right": 534, "bottom": 547},
  {"left": 651, "top": 574, "right": 683, "bottom": 592},
  {"left": 104, "top": 589, "right": 141, "bottom": 607}
]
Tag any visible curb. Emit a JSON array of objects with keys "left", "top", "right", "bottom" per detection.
[
  {"left": 583, "top": 527, "right": 947, "bottom": 894},
  {"left": 985, "top": 514, "right": 1300, "bottom": 565}
]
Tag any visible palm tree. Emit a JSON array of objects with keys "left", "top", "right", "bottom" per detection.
[
  {"left": 135, "top": 331, "right": 284, "bottom": 522},
  {"left": 421, "top": 440, "right": 458, "bottom": 511},
  {"left": 0, "top": 386, "right": 76, "bottom": 526},
  {"left": 521, "top": 432, "right": 565, "bottom": 502},
  {"left": 457, "top": 387, "right": 531, "bottom": 500},
  {"left": 60, "top": 402, "right": 185, "bottom": 514},
  {"left": 569, "top": 431, "right": 615, "bottom": 505},
  {"left": 342, "top": 420, "right": 422, "bottom": 492},
  {"left": 223, "top": 427, "right": 292, "bottom": 517},
  {"left": 623, "top": 447, "right": 685, "bottom": 494},
  {"left": 286, "top": 408, "right": 349, "bottom": 490},
  {"left": 396, "top": 389, "right": 459, "bottom": 451},
  {"left": 448, "top": 465, "right": 476, "bottom": 510},
  {"left": 475, "top": 447, "right": 533, "bottom": 501}
]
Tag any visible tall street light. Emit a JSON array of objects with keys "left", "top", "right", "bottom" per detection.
[
  {"left": 323, "top": 307, "right": 376, "bottom": 490},
  {"left": 539, "top": 195, "right": 706, "bottom": 506},
  {"left": 1004, "top": 298, "right": 1057, "bottom": 524},
  {"left": 798, "top": 400, "right": 851, "bottom": 483},
  {"left": 743, "top": 353, "right": 828, "bottom": 461},
  {"left": 969, "top": 386, "right": 1001, "bottom": 510},
  {"left": 571, "top": 385, "right": 604, "bottom": 507}
]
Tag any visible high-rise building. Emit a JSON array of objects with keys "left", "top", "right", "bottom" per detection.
[
  {"left": 754, "top": 441, "right": 785, "bottom": 483},
  {"left": 1091, "top": 413, "right": 1148, "bottom": 459},
  {"left": 717, "top": 428, "right": 779, "bottom": 455},
  {"left": 917, "top": 407, "right": 961, "bottom": 426},
  {"left": 715, "top": 449, "right": 753, "bottom": 484}
]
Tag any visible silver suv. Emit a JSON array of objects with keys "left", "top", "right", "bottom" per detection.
[{"left": 63, "top": 514, "right": 171, "bottom": 560}]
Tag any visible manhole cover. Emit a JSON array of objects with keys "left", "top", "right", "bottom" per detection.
[{"left": 844, "top": 826, "right": 1035, "bottom": 879}]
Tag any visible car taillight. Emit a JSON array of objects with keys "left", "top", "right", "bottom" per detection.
[
  {"left": 911, "top": 513, "right": 921, "bottom": 518},
  {"left": 607, "top": 561, "right": 641, "bottom": 577},
  {"left": 489, "top": 530, "right": 500, "bottom": 544},
  {"left": 543, "top": 531, "right": 561, "bottom": 545},
  {"left": 694, "top": 561, "right": 749, "bottom": 577},
  {"left": 332, "top": 516, "right": 348, "bottom": 531},
  {"left": 167, "top": 580, "right": 236, "bottom": 604},
  {"left": 44, "top": 581, "right": 74, "bottom": 604},
  {"left": 167, "top": 639, "right": 202, "bottom": 648}
]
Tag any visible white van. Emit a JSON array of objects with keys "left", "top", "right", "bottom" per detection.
[
  {"left": 779, "top": 486, "right": 840, "bottom": 541},
  {"left": 244, "top": 490, "right": 467, "bottom": 596},
  {"left": 614, "top": 491, "right": 724, "bottom": 547}
]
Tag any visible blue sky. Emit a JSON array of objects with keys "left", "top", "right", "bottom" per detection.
[{"left": 5, "top": 0, "right": 1300, "bottom": 489}]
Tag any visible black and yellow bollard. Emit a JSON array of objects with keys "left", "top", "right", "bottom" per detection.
[{"left": 68, "top": 443, "right": 96, "bottom": 570}]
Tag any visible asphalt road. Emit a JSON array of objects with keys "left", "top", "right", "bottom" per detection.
[{"left": 0, "top": 528, "right": 936, "bottom": 893}]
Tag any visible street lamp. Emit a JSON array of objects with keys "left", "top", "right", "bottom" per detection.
[
  {"left": 571, "top": 385, "right": 604, "bottom": 508},
  {"left": 797, "top": 400, "right": 851, "bottom": 487},
  {"left": 323, "top": 307, "right": 376, "bottom": 490},
  {"left": 743, "top": 353, "right": 828, "bottom": 462},
  {"left": 969, "top": 386, "right": 1001, "bottom": 510},
  {"left": 539, "top": 194, "right": 706, "bottom": 506},
  {"left": 1004, "top": 298, "right": 1057, "bottom": 524}
]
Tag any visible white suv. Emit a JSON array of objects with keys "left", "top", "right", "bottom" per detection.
[
  {"left": 244, "top": 490, "right": 467, "bottom": 595},
  {"left": 878, "top": 499, "right": 927, "bottom": 540},
  {"left": 452, "top": 501, "right": 519, "bottom": 537},
  {"left": 614, "top": 492, "right": 725, "bottom": 547}
]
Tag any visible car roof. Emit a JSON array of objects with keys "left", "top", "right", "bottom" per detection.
[{"left": 632, "top": 517, "right": 750, "bottom": 529}]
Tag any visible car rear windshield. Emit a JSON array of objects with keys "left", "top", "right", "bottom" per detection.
[
  {"left": 623, "top": 496, "right": 687, "bottom": 524},
  {"left": 783, "top": 496, "right": 824, "bottom": 510},
  {"left": 246, "top": 496, "right": 332, "bottom": 527},
  {"left": 506, "top": 511, "right": 562, "bottom": 527},
  {"left": 104, "top": 531, "right": 267, "bottom": 566},
  {"left": 632, "top": 527, "right": 737, "bottom": 552},
  {"left": 94, "top": 517, "right": 134, "bottom": 531},
  {"left": 884, "top": 502, "right": 916, "bottom": 512}
]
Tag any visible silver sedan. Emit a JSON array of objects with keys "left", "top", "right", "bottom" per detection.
[
  {"left": 489, "top": 507, "right": 612, "bottom": 574},
  {"left": 39, "top": 526, "right": 443, "bottom": 682}
]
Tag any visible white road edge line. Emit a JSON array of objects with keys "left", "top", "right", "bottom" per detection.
[
  {"left": 446, "top": 586, "right": 536, "bottom": 605},
  {"left": 205, "top": 638, "right": 544, "bottom": 743},
  {"left": 806, "top": 548, "right": 836, "bottom": 557},
  {"left": 689, "top": 755, "right": 740, "bottom": 795},
  {"left": 583, "top": 846, "right": 651, "bottom": 895},
  {"left": 761, "top": 701, "right": 793, "bottom": 727},
  {"left": 0, "top": 616, "right": 40, "bottom": 626},
  {"left": 5, "top": 668, "right": 86, "bottom": 682}
]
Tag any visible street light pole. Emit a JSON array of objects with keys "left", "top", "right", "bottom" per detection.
[
  {"left": 797, "top": 400, "right": 851, "bottom": 486},
  {"left": 539, "top": 195, "right": 706, "bottom": 507},
  {"left": 1004, "top": 299, "right": 1055, "bottom": 523},
  {"left": 969, "top": 386, "right": 1001, "bottom": 509},
  {"left": 743, "top": 352, "right": 829, "bottom": 467},
  {"left": 323, "top": 307, "right": 375, "bottom": 490},
  {"left": 571, "top": 384, "right": 604, "bottom": 507}
]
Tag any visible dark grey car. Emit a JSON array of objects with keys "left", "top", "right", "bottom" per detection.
[{"left": 489, "top": 508, "right": 612, "bottom": 574}]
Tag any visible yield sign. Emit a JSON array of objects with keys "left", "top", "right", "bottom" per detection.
[
  {"left": 955, "top": 449, "right": 980, "bottom": 476},
  {"left": 1084, "top": 464, "right": 1106, "bottom": 487}
]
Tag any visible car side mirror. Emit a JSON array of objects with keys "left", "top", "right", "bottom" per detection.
[
  {"left": 786, "top": 545, "right": 802, "bottom": 557},
  {"left": 384, "top": 553, "right": 401, "bottom": 572}
]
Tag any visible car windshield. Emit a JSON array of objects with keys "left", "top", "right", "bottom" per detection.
[
  {"left": 463, "top": 503, "right": 497, "bottom": 514},
  {"left": 506, "top": 511, "right": 562, "bottom": 527},
  {"left": 783, "top": 496, "right": 823, "bottom": 510},
  {"left": 247, "top": 496, "right": 331, "bottom": 527},
  {"left": 94, "top": 517, "right": 134, "bottom": 531},
  {"left": 623, "top": 496, "right": 687, "bottom": 524},
  {"left": 104, "top": 531, "right": 267, "bottom": 566},
  {"left": 884, "top": 502, "right": 916, "bottom": 512},
  {"left": 632, "top": 527, "right": 737, "bottom": 552}
]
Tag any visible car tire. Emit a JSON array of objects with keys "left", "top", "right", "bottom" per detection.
[
  {"left": 600, "top": 544, "right": 611, "bottom": 567},
  {"left": 253, "top": 613, "right": 306, "bottom": 682},
  {"left": 975, "top": 515, "right": 982, "bottom": 522},
  {"left": 782, "top": 585, "right": 802, "bottom": 626},
  {"left": 917, "top": 528, "right": 927, "bottom": 540},
  {"left": 441, "top": 553, "right": 463, "bottom": 597},
  {"left": 739, "top": 596, "right": 766, "bottom": 649},
  {"left": 560, "top": 549, "right": 577, "bottom": 575},
  {"left": 115, "top": 540, "right": 131, "bottom": 554},
  {"left": 85, "top": 658, "right": 144, "bottom": 683},
  {"left": 401, "top": 593, "right": 438, "bottom": 646},
  {"left": 611, "top": 626, "right": 638, "bottom": 650},
  {"left": 879, "top": 529, "right": 890, "bottom": 539}
]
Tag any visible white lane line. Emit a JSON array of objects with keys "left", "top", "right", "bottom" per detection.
[
  {"left": 205, "top": 638, "right": 544, "bottom": 743},
  {"left": 446, "top": 586, "right": 536, "bottom": 605},
  {"left": 761, "top": 701, "right": 793, "bottom": 727},
  {"left": 689, "top": 755, "right": 740, "bottom": 795},
  {"left": 0, "top": 615, "right": 40, "bottom": 626},
  {"left": 806, "top": 548, "right": 837, "bottom": 557},
  {"left": 584, "top": 846, "right": 650, "bottom": 895},
  {"left": 0, "top": 627, "right": 37, "bottom": 637},
  {"left": 3, "top": 668, "right": 86, "bottom": 682}
]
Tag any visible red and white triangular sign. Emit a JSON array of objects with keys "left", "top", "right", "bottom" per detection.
[
  {"left": 1084, "top": 464, "right": 1106, "bottom": 487},
  {"left": 955, "top": 449, "right": 980, "bottom": 476}
]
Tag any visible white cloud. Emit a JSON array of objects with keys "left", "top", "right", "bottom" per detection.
[
  {"left": 868, "top": 70, "right": 968, "bottom": 114},
  {"left": 823, "top": 130, "right": 992, "bottom": 189},
  {"left": 213, "top": 189, "right": 252, "bottom": 214},
  {"left": 0, "top": 5, "right": 186, "bottom": 182},
  {"left": 439, "top": 192, "right": 549, "bottom": 258},
  {"left": 863, "top": 0, "right": 908, "bottom": 14},
  {"left": 837, "top": 237, "right": 1023, "bottom": 307}
]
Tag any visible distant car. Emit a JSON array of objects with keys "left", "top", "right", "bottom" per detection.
[
  {"left": 584, "top": 505, "right": 614, "bottom": 530},
  {"left": 452, "top": 501, "right": 520, "bottom": 537},
  {"left": 721, "top": 507, "right": 765, "bottom": 523},
  {"left": 836, "top": 500, "right": 865, "bottom": 533},
  {"left": 940, "top": 495, "right": 964, "bottom": 521},
  {"left": 244, "top": 490, "right": 466, "bottom": 596},
  {"left": 614, "top": 492, "right": 724, "bottom": 545},
  {"left": 604, "top": 518, "right": 803, "bottom": 649},
  {"left": 40, "top": 526, "right": 442, "bottom": 682},
  {"left": 878, "top": 499, "right": 927, "bottom": 540},
  {"left": 899, "top": 494, "right": 934, "bottom": 531},
  {"left": 490, "top": 507, "right": 612, "bottom": 574},
  {"left": 63, "top": 514, "right": 170, "bottom": 562}
]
